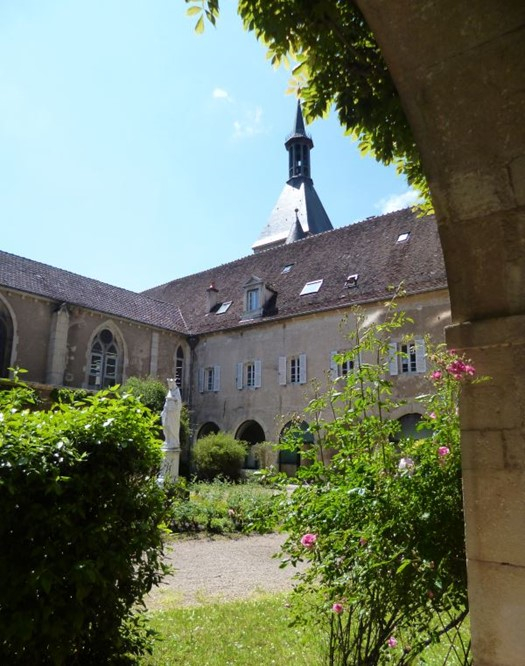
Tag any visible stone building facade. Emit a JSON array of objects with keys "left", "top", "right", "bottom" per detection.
[{"left": 0, "top": 104, "right": 450, "bottom": 468}]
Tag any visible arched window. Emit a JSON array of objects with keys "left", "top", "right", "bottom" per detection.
[
  {"left": 88, "top": 328, "right": 121, "bottom": 388},
  {"left": 175, "top": 346, "right": 184, "bottom": 389},
  {"left": 0, "top": 303, "right": 14, "bottom": 379}
]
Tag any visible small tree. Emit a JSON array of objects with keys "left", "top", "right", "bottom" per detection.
[
  {"left": 0, "top": 383, "right": 170, "bottom": 664},
  {"left": 193, "top": 432, "right": 247, "bottom": 481}
]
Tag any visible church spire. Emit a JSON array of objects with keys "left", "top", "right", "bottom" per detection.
[{"left": 284, "top": 100, "right": 314, "bottom": 180}]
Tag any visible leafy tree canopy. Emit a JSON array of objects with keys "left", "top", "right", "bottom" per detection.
[{"left": 186, "top": 0, "right": 429, "bottom": 204}]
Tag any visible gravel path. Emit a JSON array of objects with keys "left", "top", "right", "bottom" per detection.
[{"left": 147, "top": 533, "right": 303, "bottom": 609}]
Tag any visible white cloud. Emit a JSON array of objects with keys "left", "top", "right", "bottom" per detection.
[
  {"left": 376, "top": 189, "right": 421, "bottom": 214},
  {"left": 212, "top": 87, "right": 233, "bottom": 102},
  {"left": 232, "top": 106, "right": 265, "bottom": 139}
]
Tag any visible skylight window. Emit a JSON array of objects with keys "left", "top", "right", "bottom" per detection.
[
  {"left": 397, "top": 232, "right": 410, "bottom": 243},
  {"left": 346, "top": 273, "right": 359, "bottom": 288},
  {"left": 282, "top": 264, "right": 294, "bottom": 274},
  {"left": 300, "top": 279, "right": 323, "bottom": 295},
  {"left": 216, "top": 301, "right": 232, "bottom": 314}
]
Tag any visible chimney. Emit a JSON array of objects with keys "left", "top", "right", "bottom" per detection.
[{"left": 206, "top": 283, "right": 219, "bottom": 312}]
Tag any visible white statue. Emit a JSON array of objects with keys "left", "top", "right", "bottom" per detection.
[
  {"left": 160, "top": 379, "right": 183, "bottom": 482},
  {"left": 161, "top": 378, "right": 182, "bottom": 451}
]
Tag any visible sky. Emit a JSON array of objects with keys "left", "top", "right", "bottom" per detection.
[{"left": 0, "top": 1, "right": 418, "bottom": 293}]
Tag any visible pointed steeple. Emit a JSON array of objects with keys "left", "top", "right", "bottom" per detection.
[
  {"left": 252, "top": 101, "right": 333, "bottom": 253},
  {"left": 285, "top": 101, "right": 314, "bottom": 180}
]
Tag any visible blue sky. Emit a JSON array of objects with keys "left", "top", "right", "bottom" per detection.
[{"left": 0, "top": 1, "right": 417, "bottom": 292}]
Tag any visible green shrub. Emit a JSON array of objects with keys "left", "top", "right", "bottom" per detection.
[
  {"left": 193, "top": 432, "right": 247, "bottom": 481},
  {"left": 50, "top": 386, "right": 91, "bottom": 404},
  {"left": 0, "top": 385, "right": 170, "bottom": 665},
  {"left": 252, "top": 441, "right": 276, "bottom": 469},
  {"left": 166, "top": 479, "right": 280, "bottom": 535},
  {"left": 122, "top": 376, "right": 167, "bottom": 413}
]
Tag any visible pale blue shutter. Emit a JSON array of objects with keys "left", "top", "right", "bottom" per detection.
[{"left": 254, "top": 359, "right": 262, "bottom": 388}]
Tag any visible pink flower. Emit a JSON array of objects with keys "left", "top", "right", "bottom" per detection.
[
  {"left": 465, "top": 364, "right": 476, "bottom": 376},
  {"left": 438, "top": 446, "right": 450, "bottom": 457},
  {"left": 228, "top": 508, "right": 236, "bottom": 517},
  {"left": 398, "top": 456, "right": 415, "bottom": 471},
  {"left": 387, "top": 636, "right": 398, "bottom": 648},
  {"left": 431, "top": 370, "right": 442, "bottom": 381},
  {"left": 300, "top": 533, "right": 317, "bottom": 549},
  {"left": 429, "top": 411, "right": 436, "bottom": 419},
  {"left": 332, "top": 602, "right": 344, "bottom": 614},
  {"left": 359, "top": 537, "right": 368, "bottom": 547}
]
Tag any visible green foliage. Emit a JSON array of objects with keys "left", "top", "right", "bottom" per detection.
[
  {"left": 122, "top": 376, "right": 168, "bottom": 413},
  {"left": 0, "top": 385, "right": 171, "bottom": 664},
  {"left": 50, "top": 386, "right": 91, "bottom": 405},
  {"left": 273, "top": 303, "right": 481, "bottom": 665},
  {"left": 167, "top": 479, "right": 280, "bottom": 535},
  {"left": 193, "top": 432, "right": 248, "bottom": 482},
  {"left": 252, "top": 440, "right": 276, "bottom": 469},
  {"left": 186, "top": 0, "right": 430, "bottom": 204}
]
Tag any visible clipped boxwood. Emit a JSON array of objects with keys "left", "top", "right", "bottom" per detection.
[
  {"left": 193, "top": 432, "right": 247, "bottom": 481},
  {"left": 0, "top": 384, "right": 169, "bottom": 665}
]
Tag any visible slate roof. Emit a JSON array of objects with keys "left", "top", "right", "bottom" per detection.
[
  {"left": 252, "top": 177, "right": 334, "bottom": 251},
  {"left": 143, "top": 208, "right": 448, "bottom": 335},
  {"left": 0, "top": 250, "right": 187, "bottom": 333}
]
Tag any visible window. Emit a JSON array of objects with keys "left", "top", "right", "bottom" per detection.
[
  {"left": 216, "top": 301, "right": 232, "bottom": 314},
  {"left": 279, "top": 354, "right": 307, "bottom": 385},
  {"left": 246, "top": 288, "right": 259, "bottom": 312},
  {"left": 330, "top": 351, "right": 355, "bottom": 379},
  {"left": 300, "top": 279, "right": 323, "bottom": 295},
  {"left": 199, "top": 366, "right": 221, "bottom": 392},
  {"left": 236, "top": 360, "right": 262, "bottom": 389},
  {"left": 88, "top": 328, "right": 121, "bottom": 388},
  {"left": 175, "top": 346, "right": 184, "bottom": 388},
  {"left": 397, "top": 232, "right": 410, "bottom": 243},
  {"left": 282, "top": 264, "right": 294, "bottom": 274},
  {"left": 389, "top": 339, "right": 426, "bottom": 375}
]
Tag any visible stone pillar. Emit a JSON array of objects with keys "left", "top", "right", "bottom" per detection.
[
  {"left": 447, "top": 317, "right": 525, "bottom": 665},
  {"left": 46, "top": 303, "right": 70, "bottom": 385}
]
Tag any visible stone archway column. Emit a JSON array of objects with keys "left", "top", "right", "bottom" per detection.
[{"left": 354, "top": 2, "right": 525, "bottom": 663}]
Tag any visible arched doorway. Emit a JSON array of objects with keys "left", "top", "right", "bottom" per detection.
[
  {"left": 196, "top": 422, "right": 220, "bottom": 439},
  {"left": 397, "top": 413, "right": 433, "bottom": 441},
  {"left": 236, "top": 420, "right": 265, "bottom": 469},
  {"left": 278, "top": 420, "right": 313, "bottom": 477}
]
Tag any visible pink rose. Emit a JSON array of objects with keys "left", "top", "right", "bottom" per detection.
[
  {"left": 387, "top": 636, "right": 398, "bottom": 648},
  {"left": 332, "top": 602, "right": 344, "bottom": 614},
  {"left": 465, "top": 364, "right": 476, "bottom": 376},
  {"left": 300, "top": 533, "right": 317, "bottom": 549},
  {"left": 431, "top": 370, "right": 442, "bottom": 381},
  {"left": 438, "top": 446, "right": 450, "bottom": 457}
]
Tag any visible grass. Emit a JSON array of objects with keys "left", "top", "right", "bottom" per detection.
[
  {"left": 144, "top": 593, "right": 324, "bottom": 665},
  {"left": 144, "top": 594, "right": 470, "bottom": 666}
]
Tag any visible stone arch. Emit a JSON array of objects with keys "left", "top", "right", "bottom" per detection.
[
  {"left": 85, "top": 321, "right": 127, "bottom": 389},
  {"left": 235, "top": 420, "right": 266, "bottom": 469},
  {"left": 0, "top": 293, "right": 15, "bottom": 378},
  {"left": 196, "top": 421, "right": 220, "bottom": 439},
  {"left": 331, "top": 5, "right": 524, "bottom": 659}
]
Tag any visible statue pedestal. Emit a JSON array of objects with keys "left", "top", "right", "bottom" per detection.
[{"left": 160, "top": 446, "right": 181, "bottom": 482}]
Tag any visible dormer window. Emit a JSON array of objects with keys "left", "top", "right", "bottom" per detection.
[
  {"left": 246, "top": 288, "right": 260, "bottom": 312},
  {"left": 300, "top": 279, "right": 323, "bottom": 295}
]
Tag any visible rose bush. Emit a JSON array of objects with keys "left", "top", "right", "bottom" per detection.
[{"left": 275, "top": 304, "right": 484, "bottom": 665}]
